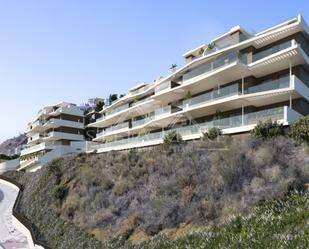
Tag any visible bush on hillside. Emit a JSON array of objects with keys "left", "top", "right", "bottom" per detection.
[
  {"left": 250, "top": 119, "right": 284, "bottom": 139},
  {"left": 112, "top": 179, "right": 131, "bottom": 196},
  {"left": 52, "top": 184, "right": 68, "bottom": 201},
  {"left": 289, "top": 115, "right": 309, "bottom": 144},
  {"left": 201, "top": 127, "right": 222, "bottom": 141},
  {"left": 163, "top": 131, "right": 182, "bottom": 145}
]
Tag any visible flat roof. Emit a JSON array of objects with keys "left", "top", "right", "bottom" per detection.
[
  {"left": 128, "top": 83, "right": 148, "bottom": 92},
  {"left": 211, "top": 25, "right": 252, "bottom": 44}
]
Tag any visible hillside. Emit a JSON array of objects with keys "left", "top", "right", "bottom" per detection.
[
  {"left": 0, "top": 134, "right": 26, "bottom": 156},
  {"left": 5, "top": 136, "right": 309, "bottom": 248}
]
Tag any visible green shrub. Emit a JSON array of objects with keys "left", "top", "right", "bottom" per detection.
[
  {"left": 201, "top": 127, "right": 222, "bottom": 141},
  {"left": 48, "top": 160, "right": 62, "bottom": 178},
  {"left": 95, "top": 100, "right": 104, "bottom": 112},
  {"left": 289, "top": 115, "right": 309, "bottom": 144},
  {"left": 101, "top": 176, "right": 114, "bottom": 190},
  {"left": 52, "top": 184, "right": 68, "bottom": 201},
  {"left": 112, "top": 180, "right": 131, "bottom": 196},
  {"left": 250, "top": 119, "right": 284, "bottom": 139},
  {"left": 163, "top": 131, "right": 182, "bottom": 145},
  {"left": 47, "top": 159, "right": 63, "bottom": 185}
]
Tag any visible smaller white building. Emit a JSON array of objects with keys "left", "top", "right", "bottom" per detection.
[{"left": 18, "top": 102, "right": 86, "bottom": 172}]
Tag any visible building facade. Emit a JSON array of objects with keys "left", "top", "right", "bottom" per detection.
[
  {"left": 19, "top": 102, "right": 86, "bottom": 171},
  {"left": 87, "top": 15, "right": 309, "bottom": 153}
]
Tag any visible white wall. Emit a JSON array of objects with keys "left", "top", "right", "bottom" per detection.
[
  {"left": 0, "top": 159, "right": 20, "bottom": 174},
  {"left": 0, "top": 179, "right": 45, "bottom": 249}
]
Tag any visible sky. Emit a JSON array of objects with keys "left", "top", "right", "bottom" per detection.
[{"left": 0, "top": 0, "right": 308, "bottom": 143}]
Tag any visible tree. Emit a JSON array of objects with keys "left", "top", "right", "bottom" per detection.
[
  {"left": 201, "top": 127, "right": 222, "bottom": 141},
  {"left": 109, "top": 94, "right": 118, "bottom": 104},
  {"left": 95, "top": 100, "right": 104, "bottom": 112},
  {"left": 289, "top": 115, "right": 309, "bottom": 144},
  {"left": 163, "top": 130, "right": 182, "bottom": 145},
  {"left": 250, "top": 119, "right": 284, "bottom": 139}
]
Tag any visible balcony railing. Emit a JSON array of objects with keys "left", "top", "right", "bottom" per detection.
[
  {"left": 104, "top": 85, "right": 152, "bottom": 109},
  {"left": 155, "top": 81, "right": 171, "bottom": 94},
  {"left": 183, "top": 83, "right": 240, "bottom": 109},
  {"left": 155, "top": 106, "right": 171, "bottom": 118},
  {"left": 91, "top": 106, "right": 287, "bottom": 152},
  {"left": 252, "top": 40, "right": 295, "bottom": 62},
  {"left": 20, "top": 143, "right": 49, "bottom": 156},
  {"left": 244, "top": 107, "right": 284, "bottom": 125},
  {"left": 98, "top": 98, "right": 152, "bottom": 122},
  {"left": 131, "top": 85, "right": 151, "bottom": 95},
  {"left": 246, "top": 75, "right": 290, "bottom": 94},
  {"left": 131, "top": 97, "right": 151, "bottom": 107},
  {"left": 104, "top": 103, "right": 129, "bottom": 117},
  {"left": 182, "top": 52, "right": 242, "bottom": 82},
  {"left": 44, "top": 118, "right": 84, "bottom": 128},
  {"left": 132, "top": 116, "right": 154, "bottom": 128},
  {"left": 97, "top": 122, "right": 129, "bottom": 137}
]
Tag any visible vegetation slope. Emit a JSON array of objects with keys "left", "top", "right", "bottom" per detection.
[{"left": 5, "top": 134, "right": 309, "bottom": 249}]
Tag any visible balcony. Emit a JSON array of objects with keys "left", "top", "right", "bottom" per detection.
[
  {"left": 249, "top": 39, "right": 307, "bottom": 78},
  {"left": 27, "top": 120, "right": 44, "bottom": 132},
  {"left": 154, "top": 52, "right": 247, "bottom": 100},
  {"left": 131, "top": 84, "right": 151, "bottom": 95},
  {"left": 183, "top": 83, "right": 240, "bottom": 109},
  {"left": 89, "top": 106, "right": 300, "bottom": 153},
  {"left": 183, "top": 52, "right": 246, "bottom": 82},
  {"left": 245, "top": 75, "right": 289, "bottom": 94},
  {"left": 131, "top": 97, "right": 152, "bottom": 107},
  {"left": 252, "top": 40, "right": 295, "bottom": 62},
  {"left": 106, "top": 103, "right": 129, "bottom": 116},
  {"left": 44, "top": 118, "right": 84, "bottom": 129},
  {"left": 44, "top": 131, "right": 84, "bottom": 141},
  {"left": 96, "top": 122, "right": 129, "bottom": 138},
  {"left": 155, "top": 106, "right": 171, "bottom": 119},
  {"left": 132, "top": 116, "right": 154, "bottom": 128},
  {"left": 20, "top": 143, "right": 51, "bottom": 156},
  {"left": 28, "top": 133, "right": 44, "bottom": 143},
  {"left": 155, "top": 81, "right": 172, "bottom": 94}
]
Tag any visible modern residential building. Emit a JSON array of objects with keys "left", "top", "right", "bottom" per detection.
[
  {"left": 88, "top": 15, "right": 309, "bottom": 153},
  {"left": 19, "top": 102, "right": 86, "bottom": 172}
]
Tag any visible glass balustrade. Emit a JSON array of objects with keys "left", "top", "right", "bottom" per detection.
[
  {"left": 132, "top": 116, "right": 154, "bottom": 127},
  {"left": 106, "top": 122, "right": 129, "bottom": 133},
  {"left": 183, "top": 52, "right": 240, "bottom": 82},
  {"left": 91, "top": 106, "right": 285, "bottom": 151},
  {"left": 131, "top": 85, "right": 151, "bottom": 95},
  {"left": 252, "top": 40, "right": 293, "bottom": 62},
  {"left": 106, "top": 103, "right": 129, "bottom": 117},
  {"left": 30, "top": 120, "right": 43, "bottom": 130},
  {"left": 97, "top": 122, "right": 129, "bottom": 137},
  {"left": 155, "top": 106, "right": 171, "bottom": 118},
  {"left": 131, "top": 97, "right": 151, "bottom": 107},
  {"left": 213, "top": 83, "right": 240, "bottom": 99},
  {"left": 155, "top": 81, "right": 171, "bottom": 94},
  {"left": 183, "top": 83, "right": 240, "bottom": 109},
  {"left": 244, "top": 106, "right": 284, "bottom": 125},
  {"left": 246, "top": 76, "right": 290, "bottom": 94}
]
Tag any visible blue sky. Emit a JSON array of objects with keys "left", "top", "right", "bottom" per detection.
[{"left": 0, "top": 0, "right": 308, "bottom": 142}]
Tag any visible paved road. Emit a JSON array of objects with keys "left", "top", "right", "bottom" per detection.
[{"left": 0, "top": 182, "right": 29, "bottom": 249}]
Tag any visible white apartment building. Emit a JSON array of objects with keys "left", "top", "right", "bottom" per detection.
[
  {"left": 19, "top": 102, "right": 86, "bottom": 172},
  {"left": 88, "top": 15, "right": 309, "bottom": 153}
]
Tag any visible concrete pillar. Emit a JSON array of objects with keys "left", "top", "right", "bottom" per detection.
[
  {"left": 289, "top": 61, "right": 292, "bottom": 87},
  {"left": 290, "top": 94, "right": 292, "bottom": 109},
  {"left": 242, "top": 105, "right": 244, "bottom": 125}
]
